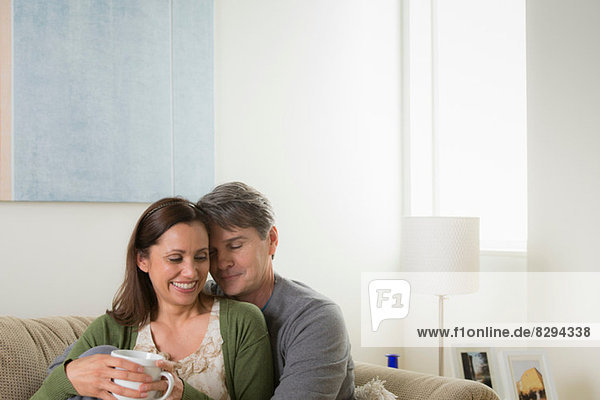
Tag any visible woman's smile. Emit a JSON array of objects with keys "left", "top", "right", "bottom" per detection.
[{"left": 171, "top": 281, "right": 198, "bottom": 292}]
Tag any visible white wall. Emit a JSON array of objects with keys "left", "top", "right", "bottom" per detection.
[
  {"left": 527, "top": 0, "right": 600, "bottom": 398},
  {"left": 0, "top": 202, "right": 147, "bottom": 317},
  {"left": 213, "top": 0, "right": 403, "bottom": 364},
  {"left": 0, "top": 0, "right": 403, "bottom": 366}
]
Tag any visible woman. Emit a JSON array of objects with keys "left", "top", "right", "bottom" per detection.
[{"left": 33, "top": 198, "right": 274, "bottom": 400}]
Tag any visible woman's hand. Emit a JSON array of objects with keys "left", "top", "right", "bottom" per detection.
[
  {"left": 139, "top": 359, "right": 184, "bottom": 400},
  {"left": 65, "top": 354, "right": 152, "bottom": 400}
]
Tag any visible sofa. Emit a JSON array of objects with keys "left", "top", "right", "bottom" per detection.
[{"left": 0, "top": 315, "right": 499, "bottom": 400}]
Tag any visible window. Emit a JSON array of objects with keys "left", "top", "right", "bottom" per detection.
[{"left": 403, "top": 0, "right": 527, "bottom": 251}]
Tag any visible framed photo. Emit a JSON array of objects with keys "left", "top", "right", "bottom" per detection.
[
  {"left": 452, "top": 348, "right": 499, "bottom": 393},
  {"left": 500, "top": 351, "right": 557, "bottom": 400}
]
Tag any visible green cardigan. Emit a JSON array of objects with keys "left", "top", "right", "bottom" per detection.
[{"left": 32, "top": 298, "right": 274, "bottom": 399}]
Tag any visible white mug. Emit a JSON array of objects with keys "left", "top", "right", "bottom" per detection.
[{"left": 111, "top": 349, "right": 175, "bottom": 400}]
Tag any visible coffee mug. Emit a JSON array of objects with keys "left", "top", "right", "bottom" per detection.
[{"left": 111, "top": 349, "right": 175, "bottom": 400}]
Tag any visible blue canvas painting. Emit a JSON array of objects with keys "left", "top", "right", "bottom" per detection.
[{"left": 7, "top": 0, "right": 214, "bottom": 202}]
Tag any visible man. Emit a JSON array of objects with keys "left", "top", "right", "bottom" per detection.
[{"left": 199, "top": 182, "right": 355, "bottom": 400}]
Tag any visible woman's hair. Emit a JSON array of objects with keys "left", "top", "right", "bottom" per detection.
[{"left": 108, "top": 197, "right": 208, "bottom": 327}]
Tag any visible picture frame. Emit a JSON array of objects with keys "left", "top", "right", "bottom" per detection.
[
  {"left": 499, "top": 350, "right": 557, "bottom": 400},
  {"left": 452, "top": 347, "right": 500, "bottom": 395}
]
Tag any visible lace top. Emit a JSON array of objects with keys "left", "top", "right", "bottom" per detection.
[{"left": 134, "top": 299, "right": 230, "bottom": 400}]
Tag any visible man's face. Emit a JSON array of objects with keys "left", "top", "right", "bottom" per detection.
[{"left": 209, "top": 225, "right": 277, "bottom": 302}]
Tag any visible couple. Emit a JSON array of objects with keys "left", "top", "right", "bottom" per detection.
[{"left": 33, "top": 182, "right": 355, "bottom": 400}]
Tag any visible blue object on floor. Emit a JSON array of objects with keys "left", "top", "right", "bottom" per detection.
[{"left": 385, "top": 353, "right": 399, "bottom": 368}]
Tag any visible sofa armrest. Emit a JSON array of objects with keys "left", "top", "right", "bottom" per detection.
[
  {"left": 0, "top": 315, "right": 95, "bottom": 400},
  {"left": 354, "top": 361, "right": 500, "bottom": 400}
]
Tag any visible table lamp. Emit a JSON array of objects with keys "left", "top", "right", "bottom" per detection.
[{"left": 400, "top": 216, "right": 480, "bottom": 376}]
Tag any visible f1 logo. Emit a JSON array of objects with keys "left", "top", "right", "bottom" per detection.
[{"left": 369, "top": 279, "right": 411, "bottom": 332}]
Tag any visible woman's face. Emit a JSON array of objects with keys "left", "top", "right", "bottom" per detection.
[{"left": 137, "top": 221, "right": 209, "bottom": 310}]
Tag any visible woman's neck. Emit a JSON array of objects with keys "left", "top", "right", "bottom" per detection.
[{"left": 153, "top": 294, "right": 213, "bottom": 326}]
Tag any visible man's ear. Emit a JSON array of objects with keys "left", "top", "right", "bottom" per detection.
[
  {"left": 268, "top": 226, "right": 279, "bottom": 257},
  {"left": 137, "top": 251, "right": 149, "bottom": 273}
]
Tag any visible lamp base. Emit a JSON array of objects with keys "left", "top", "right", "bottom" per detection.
[{"left": 438, "top": 295, "right": 447, "bottom": 376}]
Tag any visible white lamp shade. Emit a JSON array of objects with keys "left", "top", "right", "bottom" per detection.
[{"left": 400, "top": 217, "right": 480, "bottom": 295}]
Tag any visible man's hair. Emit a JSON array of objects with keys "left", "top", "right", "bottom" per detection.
[{"left": 198, "top": 182, "right": 275, "bottom": 239}]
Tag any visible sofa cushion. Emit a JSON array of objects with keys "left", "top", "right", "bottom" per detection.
[{"left": 0, "top": 315, "right": 94, "bottom": 400}]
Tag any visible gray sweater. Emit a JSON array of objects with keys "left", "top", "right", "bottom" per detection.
[{"left": 209, "top": 273, "right": 355, "bottom": 399}]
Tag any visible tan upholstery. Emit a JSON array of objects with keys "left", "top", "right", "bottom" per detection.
[
  {"left": 355, "top": 361, "right": 500, "bottom": 400},
  {"left": 0, "top": 315, "right": 95, "bottom": 400},
  {"left": 0, "top": 315, "right": 499, "bottom": 400}
]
